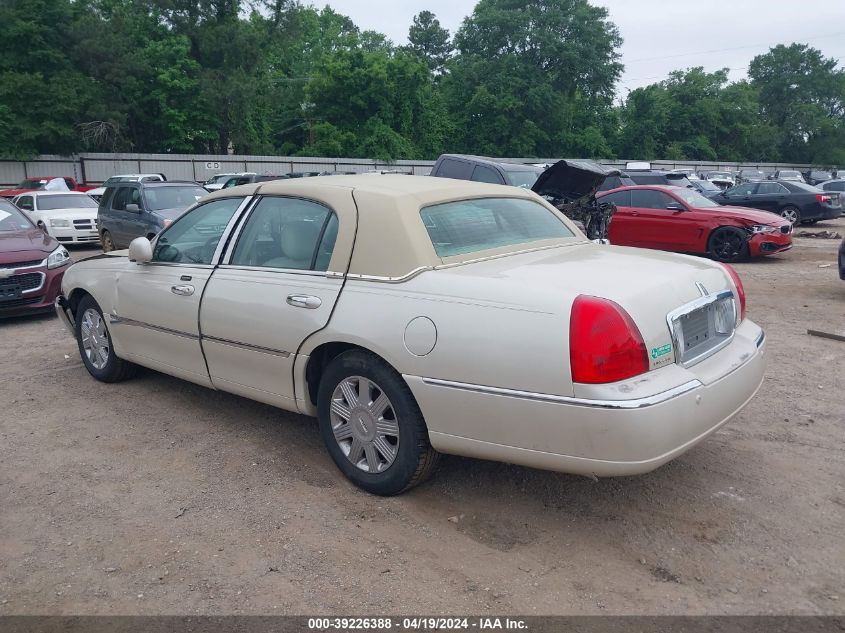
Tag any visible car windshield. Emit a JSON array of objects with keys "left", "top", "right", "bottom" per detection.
[
  {"left": 743, "top": 171, "right": 764, "bottom": 178},
  {"left": 674, "top": 188, "right": 719, "bottom": 208},
  {"left": 145, "top": 186, "right": 207, "bottom": 211},
  {"left": 709, "top": 172, "right": 733, "bottom": 179},
  {"left": 37, "top": 194, "right": 98, "bottom": 210},
  {"left": 505, "top": 170, "right": 542, "bottom": 189},
  {"left": 420, "top": 197, "right": 574, "bottom": 258},
  {"left": 0, "top": 201, "right": 34, "bottom": 231}
]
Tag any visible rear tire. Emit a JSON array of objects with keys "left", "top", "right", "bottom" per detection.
[
  {"left": 74, "top": 295, "right": 137, "bottom": 383},
  {"left": 101, "top": 230, "right": 115, "bottom": 253},
  {"left": 779, "top": 206, "right": 801, "bottom": 225},
  {"left": 317, "top": 350, "right": 439, "bottom": 495},
  {"left": 708, "top": 226, "right": 749, "bottom": 263}
]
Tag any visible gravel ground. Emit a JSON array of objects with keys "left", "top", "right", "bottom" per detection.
[{"left": 1, "top": 219, "right": 843, "bottom": 615}]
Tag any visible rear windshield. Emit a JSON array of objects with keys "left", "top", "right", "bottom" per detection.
[
  {"left": 38, "top": 194, "right": 98, "bottom": 210},
  {"left": 145, "top": 185, "right": 208, "bottom": 211},
  {"left": 0, "top": 201, "right": 34, "bottom": 231},
  {"left": 420, "top": 197, "right": 574, "bottom": 258}
]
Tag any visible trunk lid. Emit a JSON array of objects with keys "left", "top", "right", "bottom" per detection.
[
  {"left": 532, "top": 160, "right": 621, "bottom": 203},
  {"left": 430, "top": 243, "right": 734, "bottom": 371}
]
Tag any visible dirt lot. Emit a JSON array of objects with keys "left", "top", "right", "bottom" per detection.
[{"left": 1, "top": 220, "right": 843, "bottom": 616}]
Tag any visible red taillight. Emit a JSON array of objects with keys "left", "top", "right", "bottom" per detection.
[
  {"left": 569, "top": 295, "right": 649, "bottom": 384},
  {"left": 721, "top": 263, "right": 746, "bottom": 321},
  {"left": 816, "top": 193, "right": 832, "bottom": 204}
]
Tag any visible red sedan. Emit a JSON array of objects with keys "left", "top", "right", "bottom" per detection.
[
  {"left": 597, "top": 185, "right": 793, "bottom": 263},
  {"left": 0, "top": 198, "right": 70, "bottom": 317}
]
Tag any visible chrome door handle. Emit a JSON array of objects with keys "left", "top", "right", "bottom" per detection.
[
  {"left": 286, "top": 294, "right": 321, "bottom": 309},
  {"left": 171, "top": 284, "right": 195, "bottom": 296}
]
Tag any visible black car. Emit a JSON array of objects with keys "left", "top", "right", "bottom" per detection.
[
  {"left": 714, "top": 180, "right": 841, "bottom": 225},
  {"left": 429, "top": 155, "right": 545, "bottom": 189}
]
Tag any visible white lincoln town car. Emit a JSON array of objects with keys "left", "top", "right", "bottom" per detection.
[{"left": 55, "top": 175, "right": 765, "bottom": 495}]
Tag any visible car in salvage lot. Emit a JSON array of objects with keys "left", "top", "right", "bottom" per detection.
[
  {"left": 0, "top": 198, "right": 70, "bottom": 317},
  {"left": 12, "top": 191, "right": 101, "bottom": 245},
  {"left": 55, "top": 175, "right": 766, "bottom": 495},
  {"left": 97, "top": 180, "right": 209, "bottom": 251},
  {"left": 713, "top": 180, "right": 842, "bottom": 225},
  {"left": 598, "top": 185, "right": 792, "bottom": 262}
]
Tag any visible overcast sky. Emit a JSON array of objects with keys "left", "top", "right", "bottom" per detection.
[{"left": 317, "top": 0, "right": 845, "bottom": 95}]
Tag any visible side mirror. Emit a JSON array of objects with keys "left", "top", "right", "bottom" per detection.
[
  {"left": 666, "top": 203, "right": 684, "bottom": 211},
  {"left": 125, "top": 203, "right": 141, "bottom": 213},
  {"left": 128, "top": 237, "right": 152, "bottom": 263}
]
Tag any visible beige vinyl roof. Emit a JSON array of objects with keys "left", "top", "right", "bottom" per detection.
[{"left": 204, "top": 175, "right": 584, "bottom": 278}]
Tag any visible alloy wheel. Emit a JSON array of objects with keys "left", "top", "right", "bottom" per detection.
[
  {"left": 80, "top": 308, "right": 110, "bottom": 370},
  {"left": 711, "top": 230, "right": 744, "bottom": 261},
  {"left": 329, "top": 376, "right": 400, "bottom": 473},
  {"left": 780, "top": 207, "right": 800, "bottom": 224}
]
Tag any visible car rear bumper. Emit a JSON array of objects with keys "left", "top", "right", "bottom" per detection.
[
  {"left": 406, "top": 320, "right": 765, "bottom": 477},
  {"left": 802, "top": 205, "right": 842, "bottom": 221}
]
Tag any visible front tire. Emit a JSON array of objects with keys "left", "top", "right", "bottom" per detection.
[
  {"left": 317, "top": 350, "right": 439, "bottom": 495},
  {"left": 74, "top": 295, "right": 137, "bottom": 382},
  {"left": 708, "top": 226, "right": 749, "bottom": 263},
  {"left": 101, "top": 230, "right": 115, "bottom": 253}
]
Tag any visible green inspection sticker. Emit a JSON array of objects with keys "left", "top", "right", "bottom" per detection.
[{"left": 651, "top": 344, "right": 672, "bottom": 359}]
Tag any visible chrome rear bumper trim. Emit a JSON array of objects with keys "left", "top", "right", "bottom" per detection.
[{"left": 418, "top": 377, "right": 702, "bottom": 410}]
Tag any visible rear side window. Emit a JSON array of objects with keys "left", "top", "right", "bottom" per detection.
[
  {"left": 756, "top": 182, "right": 789, "bottom": 194},
  {"left": 436, "top": 159, "right": 473, "bottom": 180},
  {"left": 231, "top": 197, "right": 335, "bottom": 271},
  {"left": 420, "top": 197, "right": 574, "bottom": 258},
  {"left": 631, "top": 189, "right": 674, "bottom": 209},
  {"left": 64, "top": 178, "right": 75, "bottom": 190},
  {"left": 470, "top": 165, "right": 503, "bottom": 184}
]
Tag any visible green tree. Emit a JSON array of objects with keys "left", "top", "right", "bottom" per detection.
[
  {"left": 748, "top": 43, "right": 845, "bottom": 163},
  {"left": 442, "top": 0, "right": 622, "bottom": 157},
  {"left": 407, "top": 11, "right": 453, "bottom": 75}
]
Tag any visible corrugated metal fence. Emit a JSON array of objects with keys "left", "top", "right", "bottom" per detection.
[{"left": 0, "top": 153, "right": 819, "bottom": 187}]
